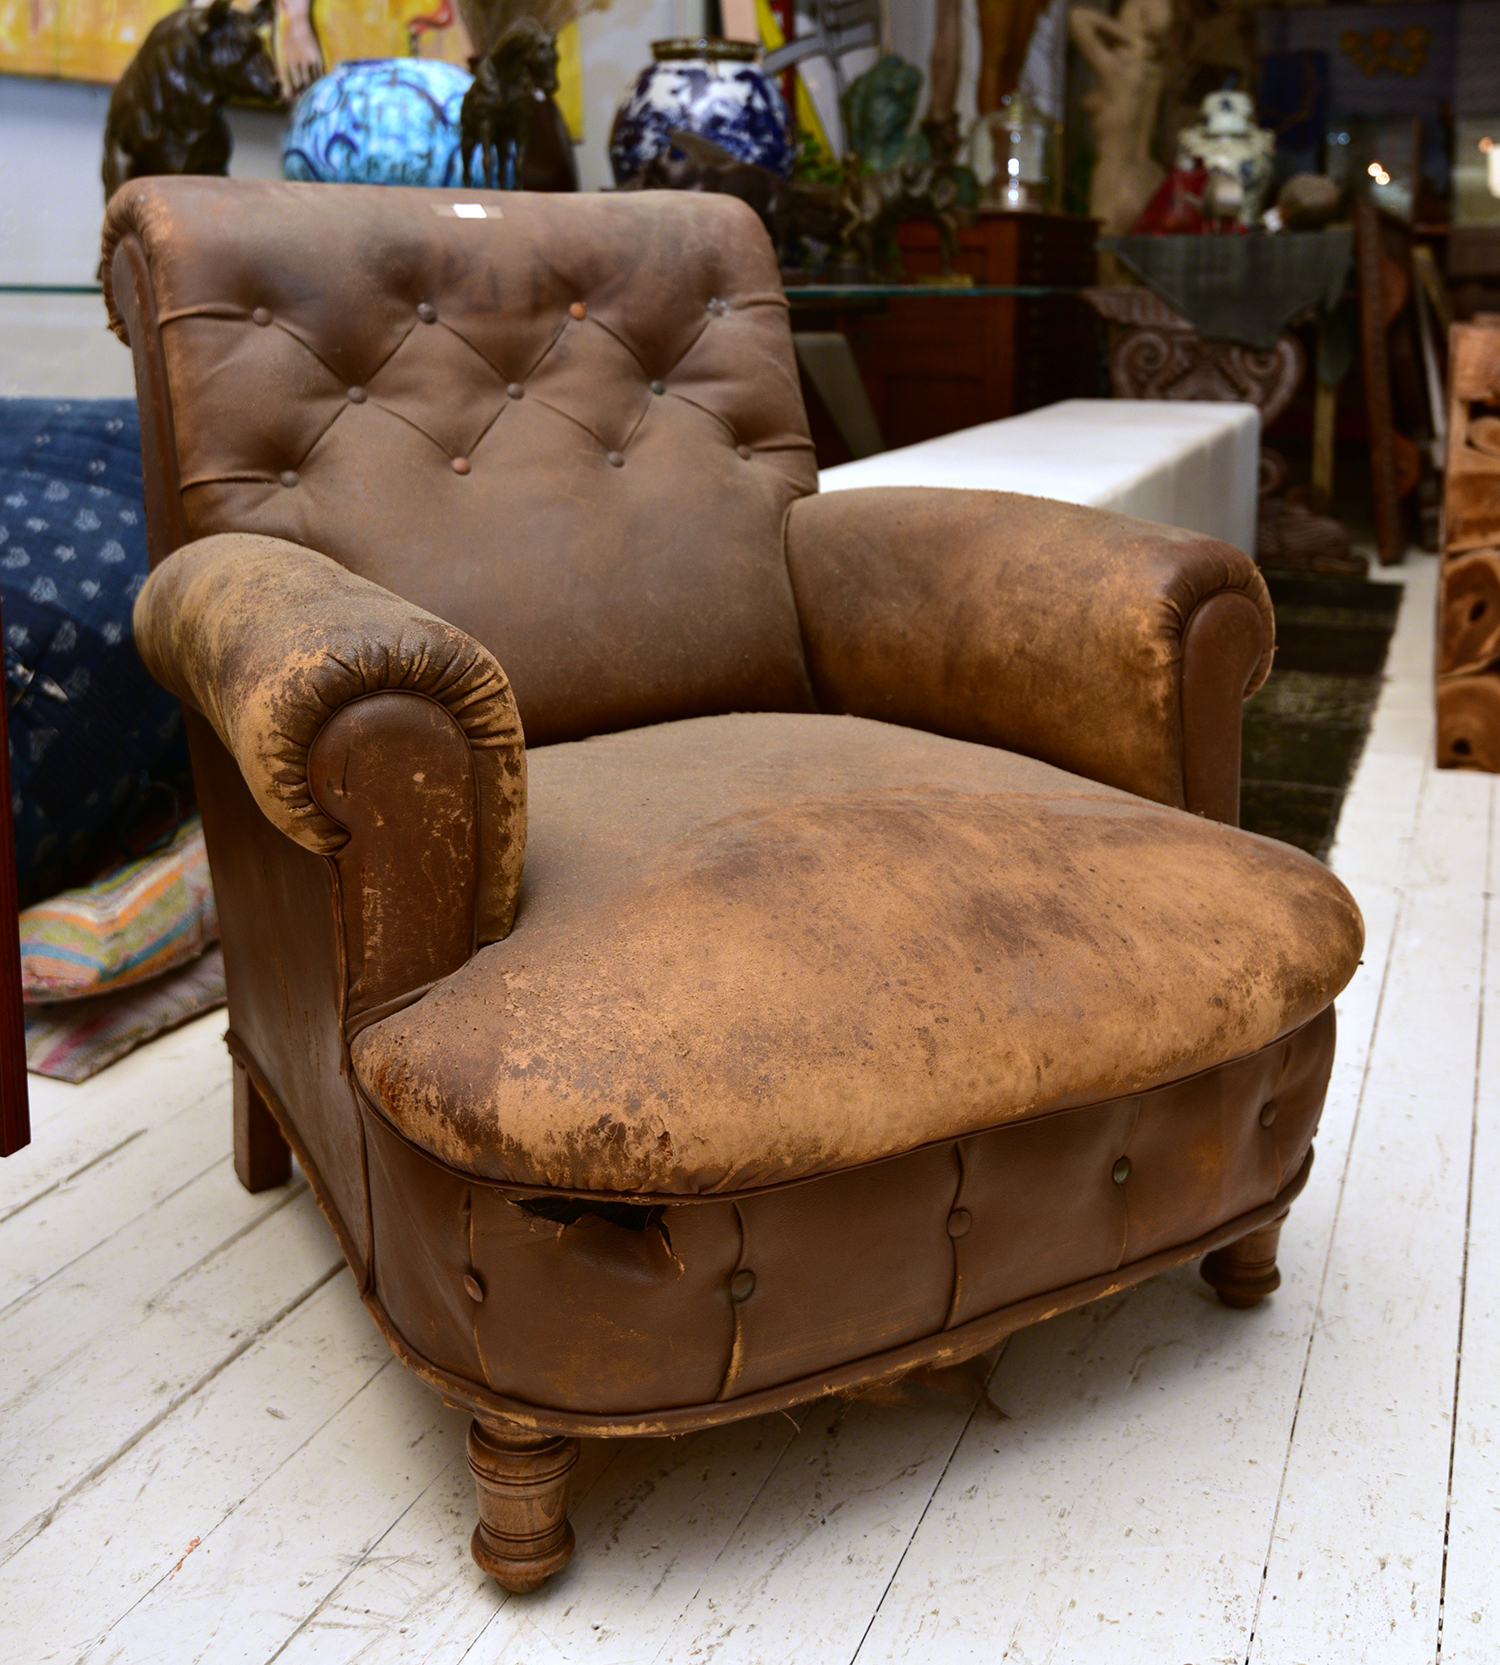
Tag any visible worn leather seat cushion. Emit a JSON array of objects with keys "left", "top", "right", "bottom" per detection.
[{"left": 352, "top": 713, "right": 1362, "bottom": 1196}]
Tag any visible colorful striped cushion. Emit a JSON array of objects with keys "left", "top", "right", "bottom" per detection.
[
  {"left": 19, "top": 815, "right": 218, "bottom": 1002},
  {"left": 25, "top": 946, "right": 226, "bottom": 1081}
]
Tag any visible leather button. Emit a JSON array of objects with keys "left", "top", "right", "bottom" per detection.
[
  {"left": 1260, "top": 1102, "right": 1277, "bottom": 1127},
  {"left": 650, "top": 380, "right": 666, "bottom": 395},
  {"left": 463, "top": 1271, "right": 485, "bottom": 1302},
  {"left": 451, "top": 456, "right": 471, "bottom": 475},
  {"left": 606, "top": 451, "right": 625, "bottom": 468},
  {"left": 251, "top": 306, "right": 271, "bottom": 326},
  {"left": 1112, "top": 1156, "right": 1131, "bottom": 1184},
  {"left": 570, "top": 301, "right": 587, "bottom": 320},
  {"left": 417, "top": 302, "right": 437, "bottom": 323},
  {"left": 730, "top": 1269, "right": 756, "bottom": 1302},
  {"left": 737, "top": 443, "right": 753, "bottom": 460},
  {"left": 346, "top": 386, "right": 367, "bottom": 403},
  {"left": 506, "top": 383, "right": 525, "bottom": 399},
  {"left": 278, "top": 469, "right": 298, "bottom": 487},
  {"left": 946, "top": 1208, "right": 971, "bottom": 1239}
]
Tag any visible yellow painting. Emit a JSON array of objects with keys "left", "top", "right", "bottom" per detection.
[{"left": 0, "top": 0, "right": 580, "bottom": 130}]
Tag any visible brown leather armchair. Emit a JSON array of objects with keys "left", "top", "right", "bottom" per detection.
[{"left": 105, "top": 178, "right": 1362, "bottom": 1593}]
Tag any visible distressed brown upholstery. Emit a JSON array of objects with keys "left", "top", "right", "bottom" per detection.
[
  {"left": 355, "top": 714, "right": 1356, "bottom": 1196},
  {"left": 109, "top": 176, "right": 1362, "bottom": 1591}
]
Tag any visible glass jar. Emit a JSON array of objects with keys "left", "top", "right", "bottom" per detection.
[{"left": 969, "top": 91, "right": 1059, "bottom": 211}]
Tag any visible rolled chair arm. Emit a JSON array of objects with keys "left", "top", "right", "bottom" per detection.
[
  {"left": 784, "top": 487, "right": 1274, "bottom": 822},
  {"left": 134, "top": 535, "right": 527, "bottom": 1004}
]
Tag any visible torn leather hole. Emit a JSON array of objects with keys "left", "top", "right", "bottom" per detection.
[{"left": 518, "top": 1195, "right": 667, "bottom": 1240}]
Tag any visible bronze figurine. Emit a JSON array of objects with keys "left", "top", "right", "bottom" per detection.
[
  {"left": 102, "top": 0, "right": 280, "bottom": 202},
  {"left": 836, "top": 148, "right": 967, "bottom": 280},
  {"left": 460, "top": 19, "right": 564, "bottom": 190}
]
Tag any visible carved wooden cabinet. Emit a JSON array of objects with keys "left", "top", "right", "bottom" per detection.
[
  {"left": 1083, "top": 285, "right": 1306, "bottom": 424},
  {"left": 1438, "top": 321, "right": 1500, "bottom": 770},
  {"left": 796, "top": 211, "right": 1101, "bottom": 458}
]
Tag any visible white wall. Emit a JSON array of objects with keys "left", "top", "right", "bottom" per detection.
[
  {"left": 1, "top": 75, "right": 120, "bottom": 287},
  {"left": 578, "top": 0, "right": 697, "bottom": 191},
  {"left": 0, "top": 73, "right": 287, "bottom": 287}
]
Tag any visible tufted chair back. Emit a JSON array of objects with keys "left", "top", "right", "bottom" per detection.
[{"left": 103, "top": 178, "right": 821, "bottom": 745}]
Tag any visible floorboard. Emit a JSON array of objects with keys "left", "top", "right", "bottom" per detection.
[{"left": 1435, "top": 888, "right": 1500, "bottom": 1665}]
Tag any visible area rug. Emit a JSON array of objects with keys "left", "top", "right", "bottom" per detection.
[
  {"left": 24, "top": 945, "right": 226, "bottom": 1083},
  {"left": 1240, "top": 575, "right": 1403, "bottom": 860}
]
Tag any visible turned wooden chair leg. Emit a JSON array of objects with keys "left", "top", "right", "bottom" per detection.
[
  {"left": 233, "top": 1059, "right": 291, "bottom": 1193},
  {"left": 1202, "top": 1212, "right": 1287, "bottom": 1308},
  {"left": 467, "top": 1416, "right": 579, "bottom": 1592}
]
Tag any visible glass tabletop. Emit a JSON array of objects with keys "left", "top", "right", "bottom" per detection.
[
  {"left": 784, "top": 283, "right": 1081, "bottom": 298},
  {"left": 1, "top": 281, "right": 1084, "bottom": 300}
]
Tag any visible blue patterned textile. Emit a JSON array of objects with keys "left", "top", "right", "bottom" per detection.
[
  {"left": 0, "top": 400, "right": 187, "bottom": 904},
  {"left": 282, "top": 59, "right": 472, "bottom": 187},
  {"left": 610, "top": 55, "right": 793, "bottom": 184}
]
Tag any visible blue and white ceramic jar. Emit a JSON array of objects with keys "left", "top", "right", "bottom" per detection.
[
  {"left": 610, "top": 38, "right": 793, "bottom": 184},
  {"left": 282, "top": 59, "right": 471, "bottom": 188}
]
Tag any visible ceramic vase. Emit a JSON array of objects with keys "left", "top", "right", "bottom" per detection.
[
  {"left": 283, "top": 59, "right": 471, "bottom": 188},
  {"left": 609, "top": 37, "right": 793, "bottom": 186}
]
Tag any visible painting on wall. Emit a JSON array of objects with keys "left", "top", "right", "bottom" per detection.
[
  {"left": 2, "top": 0, "right": 480, "bottom": 86},
  {"left": 1, "top": 0, "right": 583, "bottom": 137}
]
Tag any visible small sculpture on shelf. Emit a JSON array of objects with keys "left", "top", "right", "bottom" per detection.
[
  {"left": 835, "top": 146, "right": 967, "bottom": 281},
  {"left": 1069, "top": 0, "right": 1173, "bottom": 236},
  {"left": 1175, "top": 90, "right": 1275, "bottom": 229},
  {"left": 616, "top": 131, "right": 839, "bottom": 269},
  {"left": 842, "top": 55, "right": 924, "bottom": 173},
  {"left": 281, "top": 9, "right": 576, "bottom": 191},
  {"left": 102, "top": 0, "right": 280, "bottom": 201},
  {"left": 461, "top": 19, "right": 560, "bottom": 188}
]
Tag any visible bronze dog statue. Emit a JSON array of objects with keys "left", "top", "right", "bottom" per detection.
[
  {"left": 102, "top": 0, "right": 280, "bottom": 202},
  {"left": 837, "top": 149, "right": 966, "bottom": 279},
  {"left": 460, "top": 19, "right": 560, "bottom": 190}
]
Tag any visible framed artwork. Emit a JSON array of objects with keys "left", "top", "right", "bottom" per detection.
[
  {"left": 0, "top": 0, "right": 583, "bottom": 138},
  {"left": 3, "top": 0, "right": 461, "bottom": 81}
]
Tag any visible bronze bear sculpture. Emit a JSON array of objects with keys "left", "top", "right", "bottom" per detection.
[{"left": 102, "top": 0, "right": 280, "bottom": 202}]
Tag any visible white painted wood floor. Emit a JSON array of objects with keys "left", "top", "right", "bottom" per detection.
[{"left": 3, "top": 550, "right": 1493, "bottom": 1665}]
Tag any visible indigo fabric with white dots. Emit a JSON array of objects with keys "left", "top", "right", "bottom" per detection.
[{"left": 0, "top": 400, "right": 186, "bottom": 904}]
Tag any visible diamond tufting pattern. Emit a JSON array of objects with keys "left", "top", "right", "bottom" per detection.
[{"left": 103, "top": 180, "right": 821, "bottom": 745}]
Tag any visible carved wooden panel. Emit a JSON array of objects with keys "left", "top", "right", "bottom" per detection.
[
  {"left": 1083, "top": 286, "right": 1306, "bottom": 427},
  {"left": 1437, "top": 323, "right": 1500, "bottom": 771},
  {"left": 1443, "top": 322, "right": 1500, "bottom": 556}
]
